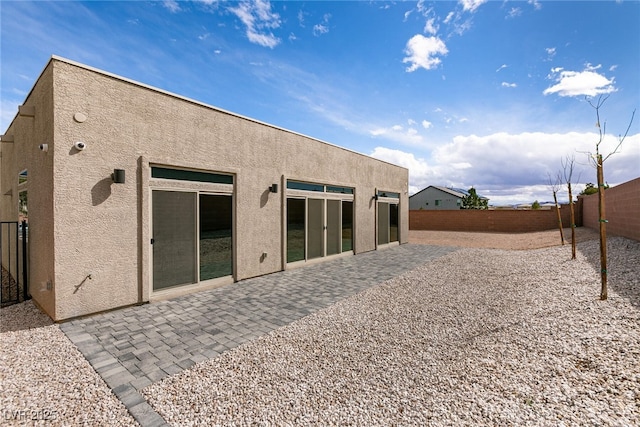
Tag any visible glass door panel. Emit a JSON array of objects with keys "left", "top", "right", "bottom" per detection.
[
  {"left": 326, "top": 199, "right": 341, "bottom": 256},
  {"left": 287, "top": 198, "right": 305, "bottom": 262},
  {"left": 378, "top": 202, "right": 389, "bottom": 245},
  {"left": 342, "top": 201, "right": 353, "bottom": 252},
  {"left": 153, "top": 190, "right": 197, "bottom": 290},
  {"left": 390, "top": 203, "right": 399, "bottom": 243},
  {"left": 199, "top": 194, "right": 232, "bottom": 280},
  {"left": 307, "top": 198, "right": 325, "bottom": 259}
]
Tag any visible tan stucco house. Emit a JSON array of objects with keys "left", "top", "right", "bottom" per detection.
[{"left": 0, "top": 56, "right": 408, "bottom": 321}]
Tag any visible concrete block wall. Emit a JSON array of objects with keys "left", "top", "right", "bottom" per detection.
[
  {"left": 580, "top": 177, "right": 640, "bottom": 242},
  {"left": 409, "top": 206, "right": 575, "bottom": 233}
]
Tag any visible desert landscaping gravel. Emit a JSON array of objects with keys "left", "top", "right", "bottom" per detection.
[
  {"left": 1, "top": 229, "right": 638, "bottom": 426},
  {"left": 0, "top": 302, "right": 139, "bottom": 426}
]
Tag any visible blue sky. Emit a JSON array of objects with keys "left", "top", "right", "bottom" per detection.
[{"left": 2, "top": 0, "right": 639, "bottom": 205}]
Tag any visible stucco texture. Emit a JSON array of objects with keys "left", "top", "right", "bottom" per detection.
[{"left": 2, "top": 57, "right": 408, "bottom": 320}]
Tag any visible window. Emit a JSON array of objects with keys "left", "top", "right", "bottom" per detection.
[
  {"left": 286, "top": 181, "right": 324, "bottom": 192},
  {"left": 151, "top": 167, "right": 232, "bottom": 184},
  {"left": 435, "top": 199, "right": 441, "bottom": 206}
]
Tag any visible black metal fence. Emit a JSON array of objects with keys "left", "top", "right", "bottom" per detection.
[{"left": 1, "top": 221, "right": 29, "bottom": 306}]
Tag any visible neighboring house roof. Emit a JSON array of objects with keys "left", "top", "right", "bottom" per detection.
[{"left": 410, "top": 185, "right": 489, "bottom": 200}]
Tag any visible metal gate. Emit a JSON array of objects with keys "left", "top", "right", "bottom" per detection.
[{"left": 1, "top": 221, "right": 29, "bottom": 307}]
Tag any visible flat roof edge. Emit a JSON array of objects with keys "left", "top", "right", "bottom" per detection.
[{"left": 46, "top": 55, "right": 407, "bottom": 172}]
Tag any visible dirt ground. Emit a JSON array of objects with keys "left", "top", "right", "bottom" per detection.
[{"left": 409, "top": 227, "right": 601, "bottom": 250}]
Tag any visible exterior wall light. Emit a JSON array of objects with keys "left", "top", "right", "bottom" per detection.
[
  {"left": 112, "top": 169, "right": 126, "bottom": 184},
  {"left": 269, "top": 184, "right": 278, "bottom": 193}
]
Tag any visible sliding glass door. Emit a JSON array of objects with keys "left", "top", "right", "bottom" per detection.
[
  {"left": 377, "top": 191, "right": 400, "bottom": 246},
  {"left": 152, "top": 190, "right": 197, "bottom": 290},
  {"left": 286, "top": 181, "right": 354, "bottom": 263},
  {"left": 307, "top": 199, "right": 325, "bottom": 260},
  {"left": 326, "top": 199, "right": 341, "bottom": 256},
  {"left": 199, "top": 194, "right": 233, "bottom": 281},
  {"left": 152, "top": 190, "right": 232, "bottom": 291},
  {"left": 286, "top": 198, "right": 306, "bottom": 263}
]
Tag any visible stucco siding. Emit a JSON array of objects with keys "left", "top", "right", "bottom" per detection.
[
  {"left": 1, "top": 62, "right": 57, "bottom": 318},
  {"left": 31, "top": 58, "right": 408, "bottom": 320}
]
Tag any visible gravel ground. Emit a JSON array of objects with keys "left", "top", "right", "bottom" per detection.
[
  {"left": 0, "top": 230, "right": 637, "bottom": 426},
  {"left": 0, "top": 302, "right": 139, "bottom": 426},
  {"left": 143, "top": 235, "right": 639, "bottom": 426}
]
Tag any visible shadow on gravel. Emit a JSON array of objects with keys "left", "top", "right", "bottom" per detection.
[
  {"left": 0, "top": 300, "right": 54, "bottom": 333},
  {"left": 578, "top": 236, "right": 640, "bottom": 311}
]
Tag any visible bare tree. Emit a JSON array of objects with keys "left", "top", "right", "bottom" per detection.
[
  {"left": 547, "top": 171, "right": 565, "bottom": 245},
  {"left": 585, "top": 95, "right": 636, "bottom": 300},
  {"left": 561, "top": 155, "right": 578, "bottom": 259}
]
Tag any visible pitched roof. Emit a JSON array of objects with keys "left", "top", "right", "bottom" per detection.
[{"left": 410, "top": 185, "right": 489, "bottom": 200}]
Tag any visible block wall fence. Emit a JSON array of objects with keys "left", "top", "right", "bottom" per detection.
[
  {"left": 409, "top": 177, "right": 639, "bottom": 241},
  {"left": 579, "top": 177, "right": 640, "bottom": 242},
  {"left": 409, "top": 206, "right": 577, "bottom": 233}
]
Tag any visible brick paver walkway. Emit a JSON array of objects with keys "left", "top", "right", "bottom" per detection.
[{"left": 61, "top": 244, "right": 456, "bottom": 427}]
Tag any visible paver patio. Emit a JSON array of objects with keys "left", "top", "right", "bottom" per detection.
[{"left": 61, "top": 244, "right": 456, "bottom": 427}]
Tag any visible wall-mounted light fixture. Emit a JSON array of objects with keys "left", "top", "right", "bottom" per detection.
[
  {"left": 112, "top": 169, "right": 126, "bottom": 184},
  {"left": 269, "top": 184, "right": 278, "bottom": 193}
]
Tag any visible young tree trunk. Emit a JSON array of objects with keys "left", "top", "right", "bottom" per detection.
[
  {"left": 597, "top": 155, "right": 608, "bottom": 300},
  {"left": 568, "top": 183, "right": 576, "bottom": 259},
  {"left": 553, "top": 192, "right": 565, "bottom": 245}
]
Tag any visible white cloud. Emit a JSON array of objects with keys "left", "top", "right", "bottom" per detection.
[
  {"left": 313, "top": 24, "right": 329, "bottom": 36},
  {"left": 543, "top": 65, "right": 616, "bottom": 97},
  {"left": 163, "top": 0, "right": 180, "bottom": 13},
  {"left": 229, "top": 0, "right": 281, "bottom": 48},
  {"left": 422, "top": 120, "right": 432, "bottom": 129},
  {"left": 369, "top": 124, "right": 425, "bottom": 147},
  {"left": 460, "top": 0, "right": 487, "bottom": 13},
  {"left": 371, "top": 131, "right": 639, "bottom": 204},
  {"left": 496, "top": 64, "right": 508, "bottom": 72},
  {"left": 444, "top": 11, "right": 455, "bottom": 24},
  {"left": 501, "top": 82, "right": 517, "bottom": 88},
  {"left": 403, "top": 34, "right": 448, "bottom": 72},
  {"left": 370, "top": 147, "right": 434, "bottom": 194},
  {"left": 313, "top": 14, "right": 331, "bottom": 36},
  {"left": 545, "top": 47, "right": 556, "bottom": 61},
  {"left": 528, "top": 0, "right": 542, "bottom": 11},
  {"left": 507, "top": 7, "right": 522, "bottom": 19},
  {"left": 424, "top": 18, "right": 438, "bottom": 35}
]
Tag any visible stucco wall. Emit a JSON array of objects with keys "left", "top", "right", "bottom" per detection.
[
  {"left": 11, "top": 57, "right": 408, "bottom": 320},
  {"left": 580, "top": 177, "right": 640, "bottom": 242},
  {"left": 1, "top": 63, "right": 57, "bottom": 318}
]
